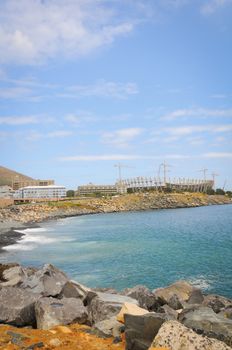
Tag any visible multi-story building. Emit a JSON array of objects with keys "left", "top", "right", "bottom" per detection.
[
  {"left": 77, "top": 183, "right": 118, "bottom": 196},
  {"left": 12, "top": 179, "right": 54, "bottom": 190},
  {"left": 0, "top": 185, "right": 14, "bottom": 198},
  {"left": 13, "top": 185, "right": 66, "bottom": 199}
]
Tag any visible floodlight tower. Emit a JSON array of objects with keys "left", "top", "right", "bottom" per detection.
[
  {"left": 158, "top": 161, "right": 171, "bottom": 184},
  {"left": 212, "top": 172, "right": 219, "bottom": 190},
  {"left": 199, "top": 168, "right": 208, "bottom": 180}
]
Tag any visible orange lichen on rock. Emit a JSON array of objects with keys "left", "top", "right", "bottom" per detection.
[{"left": 0, "top": 323, "right": 125, "bottom": 350}]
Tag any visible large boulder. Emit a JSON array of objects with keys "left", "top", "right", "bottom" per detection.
[
  {"left": 0, "top": 286, "right": 39, "bottom": 327},
  {"left": 117, "top": 302, "right": 149, "bottom": 323},
  {"left": 150, "top": 320, "right": 232, "bottom": 350},
  {"left": 0, "top": 263, "right": 19, "bottom": 282},
  {"left": 92, "top": 316, "right": 124, "bottom": 339},
  {"left": 35, "top": 297, "right": 88, "bottom": 330},
  {"left": 125, "top": 312, "right": 174, "bottom": 350},
  {"left": 179, "top": 306, "right": 232, "bottom": 347},
  {"left": 87, "top": 291, "right": 139, "bottom": 325},
  {"left": 203, "top": 295, "right": 232, "bottom": 313},
  {"left": 59, "top": 280, "right": 90, "bottom": 301},
  {"left": 153, "top": 281, "right": 202, "bottom": 308},
  {"left": 0, "top": 264, "right": 37, "bottom": 287},
  {"left": 122, "top": 285, "right": 160, "bottom": 311},
  {"left": 219, "top": 307, "right": 232, "bottom": 320},
  {"left": 21, "top": 264, "right": 68, "bottom": 296}
]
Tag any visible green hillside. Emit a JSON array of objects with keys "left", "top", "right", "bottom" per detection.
[{"left": 0, "top": 165, "right": 34, "bottom": 186}]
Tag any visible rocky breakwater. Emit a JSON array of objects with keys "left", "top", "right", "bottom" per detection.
[
  {"left": 0, "top": 263, "right": 232, "bottom": 350},
  {"left": 0, "top": 193, "right": 231, "bottom": 228},
  {"left": 0, "top": 203, "right": 98, "bottom": 226}
]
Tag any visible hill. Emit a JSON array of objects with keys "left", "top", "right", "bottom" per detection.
[{"left": 0, "top": 165, "right": 34, "bottom": 187}]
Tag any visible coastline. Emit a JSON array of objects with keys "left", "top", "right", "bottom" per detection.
[{"left": 0, "top": 192, "right": 231, "bottom": 252}]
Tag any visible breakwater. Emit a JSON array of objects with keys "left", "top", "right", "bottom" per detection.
[
  {"left": 0, "top": 192, "right": 231, "bottom": 226},
  {"left": 0, "top": 262, "right": 231, "bottom": 350}
]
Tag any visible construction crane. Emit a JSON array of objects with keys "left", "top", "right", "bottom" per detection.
[
  {"left": 114, "top": 163, "right": 133, "bottom": 183},
  {"left": 211, "top": 172, "right": 219, "bottom": 190},
  {"left": 223, "top": 180, "right": 227, "bottom": 191}
]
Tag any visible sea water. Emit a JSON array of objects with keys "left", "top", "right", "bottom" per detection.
[{"left": 0, "top": 205, "right": 232, "bottom": 297}]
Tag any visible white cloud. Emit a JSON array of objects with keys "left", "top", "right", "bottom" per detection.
[
  {"left": 27, "top": 130, "right": 73, "bottom": 141},
  {"left": 102, "top": 128, "right": 143, "bottom": 148},
  {"left": 162, "top": 124, "right": 232, "bottom": 136},
  {"left": 203, "top": 152, "right": 232, "bottom": 158},
  {"left": 0, "top": 0, "right": 136, "bottom": 65},
  {"left": 161, "top": 108, "right": 232, "bottom": 121},
  {"left": 58, "top": 153, "right": 189, "bottom": 161},
  {"left": 201, "top": 0, "right": 232, "bottom": 14},
  {"left": 60, "top": 80, "right": 138, "bottom": 99},
  {"left": 0, "top": 116, "right": 39, "bottom": 125},
  {"left": 0, "top": 86, "right": 34, "bottom": 99}
]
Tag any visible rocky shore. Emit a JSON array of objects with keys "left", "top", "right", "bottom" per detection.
[
  {"left": 0, "top": 192, "right": 231, "bottom": 252},
  {"left": 0, "top": 262, "right": 231, "bottom": 350},
  {"left": 1, "top": 192, "right": 231, "bottom": 227}
]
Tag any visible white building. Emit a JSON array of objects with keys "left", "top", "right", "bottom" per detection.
[
  {"left": 0, "top": 185, "right": 14, "bottom": 198},
  {"left": 13, "top": 185, "right": 66, "bottom": 199}
]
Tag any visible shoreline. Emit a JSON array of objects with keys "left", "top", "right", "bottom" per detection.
[{"left": 0, "top": 200, "right": 231, "bottom": 253}]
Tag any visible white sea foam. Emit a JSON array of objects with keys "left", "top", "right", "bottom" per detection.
[
  {"left": 4, "top": 244, "right": 36, "bottom": 251},
  {"left": 188, "top": 276, "right": 212, "bottom": 291},
  {"left": 20, "top": 235, "right": 57, "bottom": 244},
  {"left": 14, "top": 227, "right": 50, "bottom": 234}
]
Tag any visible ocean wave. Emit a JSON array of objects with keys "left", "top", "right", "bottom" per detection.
[
  {"left": 4, "top": 244, "right": 36, "bottom": 251},
  {"left": 20, "top": 235, "right": 57, "bottom": 244},
  {"left": 14, "top": 227, "right": 50, "bottom": 234},
  {"left": 188, "top": 276, "right": 212, "bottom": 291}
]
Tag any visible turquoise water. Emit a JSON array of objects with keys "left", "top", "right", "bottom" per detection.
[{"left": 1, "top": 205, "right": 232, "bottom": 297}]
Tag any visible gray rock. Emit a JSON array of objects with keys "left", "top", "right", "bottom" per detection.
[
  {"left": 122, "top": 285, "right": 159, "bottom": 311},
  {"left": 35, "top": 296, "right": 88, "bottom": 330},
  {"left": 0, "top": 263, "right": 19, "bottom": 281},
  {"left": 152, "top": 320, "right": 232, "bottom": 350},
  {"left": 0, "top": 264, "right": 37, "bottom": 287},
  {"left": 0, "top": 286, "right": 39, "bottom": 327},
  {"left": 1, "top": 265, "right": 26, "bottom": 287},
  {"left": 219, "top": 307, "right": 232, "bottom": 320},
  {"left": 92, "top": 316, "right": 124, "bottom": 339},
  {"left": 179, "top": 306, "right": 232, "bottom": 347},
  {"left": 153, "top": 280, "right": 200, "bottom": 306},
  {"left": 124, "top": 312, "right": 173, "bottom": 350},
  {"left": 22, "top": 264, "right": 68, "bottom": 297},
  {"left": 93, "top": 287, "right": 118, "bottom": 294},
  {"left": 159, "top": 304, "right": 179, "bottom": 320},
  {"left": 203, "top": 295, "right": 232, "bottom": 313},
  {"left": 187, "top": 288, "right": 204, "bottom": 305},
  {"left": 168, "top": 294, "right": 183, "bottom": 310},
  {"left": 87, "top": 291, "right": 139, "bottom": 325},
  {"left": 59, "top": 280, "right": 90, "bottom": 300}
]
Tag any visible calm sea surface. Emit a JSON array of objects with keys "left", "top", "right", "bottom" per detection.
[{"left": 1, "top": 205, "right": 232, "bottom": 297}]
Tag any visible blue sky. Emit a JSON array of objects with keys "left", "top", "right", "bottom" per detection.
[{"left": 0, "top": 0, "right": 232, "bottom": 190}]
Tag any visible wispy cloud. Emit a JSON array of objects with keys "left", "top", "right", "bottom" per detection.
[
  {"left": 0, "top": 116, "right": 39, "bottom": 125},
  {"left": 102, "top": 128, "right": 143, "bottom": 148},
  {"left": 0, "top": 0, "right": 137, "bottom": 65},
  {"left": 201, "top": 0, "right": 232, "bottom": 15},
  {"left": 27, "top": 130, "right": 73, "bottom": 141},
  {"left": 202, "top": 152, "right": 232, "bottom": 158},
  {"left": 161, "top": 124, "right": 232, "bottom": 136},
  {"left": 58, "top": 153, "right": 189, "bottom": 161},
  {"left": 0, "top": 86, "right": 35, "bottom": 100},
  {"left": 59, "top": 80, "right": 138, "bottom": 99},
  {"left": 161, "top": 108, "right": 232, "bottom": 121}
]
